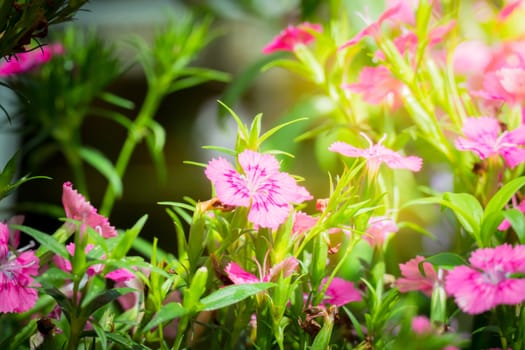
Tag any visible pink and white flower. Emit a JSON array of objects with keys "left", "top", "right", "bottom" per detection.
[
  {"left": 205, "top": 150, "right": 312, "bottom": 229},
  {"left": 262, "top": 22, "right": 322, "bottom": 54},
  {"left": 62, "top": 182, "right": 118, "bottom": 238},
  {"left": 0, "top": 222, "right": 39, "bottom": 313},
  {"left": 445, "top": 244, "right": 525, "bottom": 314},
  {"left": 455, "top": 117, "right": 525, "bottom": 168}
]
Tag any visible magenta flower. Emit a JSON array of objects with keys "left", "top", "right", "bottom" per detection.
[
  {"left": 225, "top": 257, "right": 299, "bottom": 284},
  {"left": 343, "top": 66, "right": 405, "bottom": 110},
  {"left": 262, "top": 22, "right": 322, "bottom": 54},
  {"left": 455, "top": 117, "right": 525, "bottom": 168},
  {"left": 0, "top": 222, "right": 40, "bottom": 313},
  {"left": 321, "top": 277, "right": 362, "bottom": 306},
  {"left": 329, "top": 134, "right": 422, "bottom": 174},
  {"left": 445, "top": 244, "right": 525, "bottom": 314},
  {"left": 62, "top": 182, "right": 118, "bottom": 238},
  {"left": 363, "top": 216, "right": 398, "bottom": 247},
  {"left": 411, "top": 315, "right": 432, "bottom": 335},
  {"left": 396, "top": 256, "right": 438, "bottom": 297},
  {"left": 205, "top": 150, "right": 312, "bottom": 229},
  {"left": 0, "top": 43, "right": 64, "bottom": 77}
]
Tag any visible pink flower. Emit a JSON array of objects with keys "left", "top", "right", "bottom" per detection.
[
  {"left": 321, "top": 277, "right": 362, "bottom": 306},
  {"left": 411, "top": 315, "right": 432, "bottom": 334},
  {"left": 262, "top": 22, "right": 322, "bottom": 54},
  {"left": 205, "top": 150, "right": 312, "bottom": 229},
  {"left": 225, "top": 257, "right": 299, "bottom": 284},
  {"left": 499, "top": 0, "right": 522, "bottom": 21},
  {"left": 292, "top": 211, "right": 318, "bottom": 236},
  {"left": 53, "top": 243, "right": 134, "bottom": 282},
  {"left": 0, "top": 222, "right": 39, "bottom": 313},
  {"left": 445, "top": 244, "right": 525, "bottom": 314},
  {"left": 0, "top": 43, "right": 64, "bottom": 77},
  {"left": 62, "top": 182, "right": 118, "bottom": 238},
  {"left": 339, "top": 2, "right": 404, "bottom": 49},
  {"left": 329, "top": 134, "right": 422, "bottom": 174},
  {"left": 455, "top": 117, "right": 525, "bottom": 168},
  {"left": 478, "top": 66, "right": 525, "bottom": 106},
  {"left": 453, "top": 41, "right": 493, "bottom": 76},
  {"left": 396, "top": 256, "right": 438, "bottom": 297},
  {"left": 343, "top": 66, "right": 405, "bottom": 110},
  {"left": 364, "top": 216, "right": 398, "bottom": 247}
]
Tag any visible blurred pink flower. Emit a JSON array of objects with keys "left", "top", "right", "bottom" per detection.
[
  {"left": 0, "top": 43, "right": 64, "bottom": 77},
  {"left": 478, "top": 66, "right": 525, "bottom": 105},
  {"left": 343, "top": 66, "right": 405, "bottom": 110},
  {"left": 445, "top": 244, "right": 525, "bottom": 314},
  {"left": 396, "top": 256, "right": 438, "bottom": 297},
  {"left": 363, "top": 216, "right": 398, "bottom": 247},
  {"left": 453, "top": 41, "right": 493, "bottom": 76},
  {"left": 292, "top": 211, "right": 318, "bottom": 236},
  {"left": 321, "top": 277, "right": 362, "bottom": 306},
  {"left": 499, "top": 0, "right": 522, "bottom": 21},
  {"left": 225, "top": 257, "right": 299, "bottom": 284},
  {"left": 455, "top": 117, "right": 525, "bottom": 168},
  {"left": 262, "top": 22, "right": 322, "bottom": 54},
  {"left": 205, "top": 150, "right": 312, "bottom": 229},
  {"left": 339, "top": 2, "right": 404, "bottom": 49},
  {"left": 0, "top": 222, "right": 39, "bottom": 313},
  {"left": 411, "top": 315, "right": 432, "bottom": 334},
  {"left": 62, "top": 182, "right": 118, "bottom": 238},
  {"left": 329, "top": 135, "right": 422, "bottom": 174}
]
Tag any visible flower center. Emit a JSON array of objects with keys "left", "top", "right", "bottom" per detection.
[{"left": 482, "top": 266, "right": 507, "bottom": 285}]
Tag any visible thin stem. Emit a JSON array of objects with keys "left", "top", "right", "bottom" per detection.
[{"left": 100, "top": 88, "right": 163, "bottom": 216}]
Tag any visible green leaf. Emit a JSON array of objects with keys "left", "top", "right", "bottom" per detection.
[
  {"left": 480, "top": 211, "right": 505, "bottom": 246},
  {"left": 485, "top": 177, "right": 525, "bottom": 218},
  {"left": 104, "top": 332, "right": 151, "bottom": 350},
  {"left": 132, "top": 236, "right": 170, "bottom": 261},
  {"left": 81, "top": 288, "right": 135, "bottom": 319},
  {"left": 91, "top": 323, "right": 108, "bottom": 350},
  {"left": 424, "top": 253, "right": 467, "bottom": 270},
  {"left": 12, "top": 224, "right": 68, "bottom": 258},
  {"left": 310, "top": 315, "right": 334, "bottom": 350},
  {"left": 503, "top": 209, "right": 525, "bottom": 244},
  {"left": 0, "top": 151, "right": 17, "bottom": 188},
  {"left": 143, "top": 302, "right": 188, "bottom": 332},
  {"left": 79, "top": 147, "right": 123, "bottom": 197},
  {"left": 442, "top": 192, "right": 483, "bottom": 233},
  {"left": 199, "top": 282, "right": 275, "bottom": 311},
  {"left": 111, "top": 215, "right": 148, "bottom": 260},
  {"left": 45, "top": 288, "right": 75, "bottom": 322},
  {"left": 100, "top": 92, "right": 135, "bottom": 110}
]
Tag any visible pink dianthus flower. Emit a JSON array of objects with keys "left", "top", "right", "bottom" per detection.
[
  {"left": 0, "top": 43, "right": 64, "bottom": 77},
  {"left": 321, "top": 277, "right": 362, "bottom": 306},
  {"left": 363, "top": 216, "right": 398, "bottom": 247},
  {"left": 455, "top": 117, "right": 525, "bottom": 168},
  {"left": 62, "top": 182, "right": 118, "bottom": 238},
  {"left": 262, "top": 22, "right": 322, "bottom": 54},
  {"left": 205, "top": 150, "right": 312, "bottom": 229},
  {"left": 225, "top": 257, "right": 299, "bottom": 284},
  {"left": 0, "top": 222, "right": 39, "bottom": 313},
  {"left": 329, "top": 134, "right": 422, "bottom": 175},
  {"left": 445, "top": 244, "right": 525, "bottom": 314},
  {"left": 396, "top": 256, "right": 439, "bottom": 297}
]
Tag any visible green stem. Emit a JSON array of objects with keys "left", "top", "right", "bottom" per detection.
[{"left": 100, "top": 88, "right": 164, "bottom": 216}]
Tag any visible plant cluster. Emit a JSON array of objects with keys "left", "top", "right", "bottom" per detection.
[{"left": 2, "top": 0, "right": 525, "bottom": 349}]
